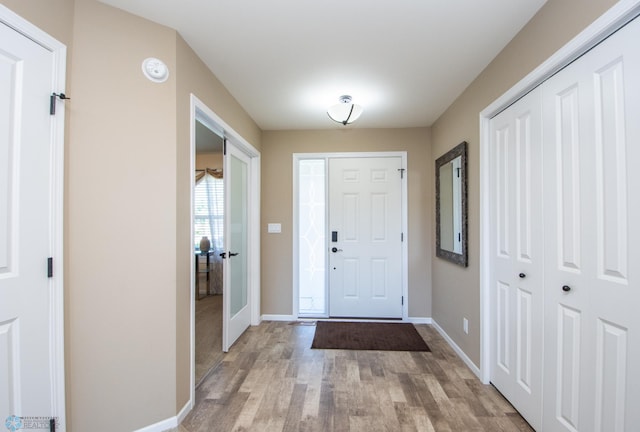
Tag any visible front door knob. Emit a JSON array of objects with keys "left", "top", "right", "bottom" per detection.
[
  {"left": 331, "top": 247, "right": 343, "bottom": 253},
  {"left": 519, "top": 273, "right": 526, "bottom": 278},
  {"left": 562, "top": 285, "right": 571, "bottom": 292}
]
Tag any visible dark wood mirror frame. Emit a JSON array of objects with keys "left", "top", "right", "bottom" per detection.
[{"left": 435, "top": 141, "right": 468, "bottom": 267}]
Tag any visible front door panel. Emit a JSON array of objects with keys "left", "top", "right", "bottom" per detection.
[{"left": 329, "top": 157, "right": 403, "bottom": 318}]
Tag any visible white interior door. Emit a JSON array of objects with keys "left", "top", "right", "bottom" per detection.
[
  {"left": 489, "top": 87, "right": 544, "bottom": 430},
  {"left": 222, "top": 141, "right": 251, "bottom": 351},
  {"left": 328, "top": 157, "right": 403, "bottom": 318},
  {"left": 0, "top": 18, "right": 63, "bottom": 426},
  {"left": 542, "top": 16, "right": 640, "bottom": 432}
]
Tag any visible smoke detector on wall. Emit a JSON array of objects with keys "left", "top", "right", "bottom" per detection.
[{"left": 142, "top": 57, "right": 169, "bottom": 83}]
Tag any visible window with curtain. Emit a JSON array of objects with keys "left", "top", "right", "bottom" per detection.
[{"left": 194, "top": 169, "right": 224, "bottom": 251}]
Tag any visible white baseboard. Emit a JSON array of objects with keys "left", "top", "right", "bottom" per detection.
[
  {"left": 261, "top": 314, "right": 296, "bottom": 321},
  {"left": 175, "top": 400, "right": 192, "bottom": 427},
  {"left": 133, "top": 417, "right": 175, "bottom": 432},
  {"left": 262, "top": 315, "right": 432, "bottom": 324},
  {"left": 406, "top": 317, "right": 432, "bottom": 324},
  {"left": 431, "top": 319, "right": 481, "bottom": 379},
  {"left": 133, "top": 400, "right": 191, "bottom": 432}
]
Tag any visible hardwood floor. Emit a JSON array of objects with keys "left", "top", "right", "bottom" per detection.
[{"left": 180, "top": 321, "right": 533, "bottom": 432}]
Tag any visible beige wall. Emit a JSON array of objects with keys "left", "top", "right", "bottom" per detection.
[
  {"left": 1, "top": 0, "right": 75, "bottom": 48},
  {"left": 196, "top": 153, "right": 223, "bottom": 170},
  {"left": 67, "top": 1, "right": 178, "bottom": 430},
  {"left": 430, "top": 0, "right": 617, "bottom": 366},
  {"left": 261, "top": 128, "right": 432, "bottom": 319}
]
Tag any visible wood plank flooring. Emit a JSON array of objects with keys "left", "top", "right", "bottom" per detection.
[{"left": 180, "top": 321, "right": 533, "bottom": 432}]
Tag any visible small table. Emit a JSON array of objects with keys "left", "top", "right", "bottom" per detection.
[{"left": 195, "top": 250, "right": 214, "bottom": 299}]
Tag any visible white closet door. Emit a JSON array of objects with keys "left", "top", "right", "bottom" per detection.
[
  {"left": 489, "top": 87, "right": 544, "bottom": 430},
  {"left": 0, "top": 20, "right": 62, "bottom": 424},
  {"left": 542, "top": 16, "right": 640, "bottom": 432}
]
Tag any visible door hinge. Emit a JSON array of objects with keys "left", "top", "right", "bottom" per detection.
[
  {"left": 397, "top": 168, "right": 405, "bottom": 179},
  {"left": 223, "top": 138, "right": 227, "bottom": 155},
  {"left": 50, "top": 92, "right": 70, "bottom": 115},
  {"left": 50, "top": 418, "right": 56, "bottom": 432},
  {"left": 401, "top": 296, "right": 404, "bottom": 306},
  {"left": 401, "top": 233, "right": 404, "bottom": 242},
  {"left": 47, "top": 257, "right": 53, "bottom": 278}
]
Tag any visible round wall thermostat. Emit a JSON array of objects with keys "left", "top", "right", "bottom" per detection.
[{"left": 142, "top": 57, "right": 169, "bottom": 83}]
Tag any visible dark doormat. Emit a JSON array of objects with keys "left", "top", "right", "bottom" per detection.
[{"left": 311, "top": 321, "right": 430, "bottom": 352}]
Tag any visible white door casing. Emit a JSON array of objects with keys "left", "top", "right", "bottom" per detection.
[
  {"left": 328, "top": 156, "right": 403, "bottom": 319},
  {"left": 189, "top": 94, "right": 260, "bottom": 406},
  {"left": 489, "top": 87, "right": 544, "bottom": 430},
  {"left": 0, "top": 7, "right": 66, "bottom": 430},
  {"left": 541, "top": 16, "right": 640, "bottom": 432}
]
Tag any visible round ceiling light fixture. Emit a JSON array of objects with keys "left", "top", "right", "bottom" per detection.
[{"left": 327, "top": 95, "right": 363, "bottom": 125}]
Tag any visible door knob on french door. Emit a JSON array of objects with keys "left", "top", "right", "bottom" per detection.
[
  {"left": 562, "top": 285, "right": 571, "bottom": 292},
  {"left": 519, "top": 273, "right": 526, "bottom": 278},
  {"left": 229, "top": 252, "right": 239, "bottom": 257},
  {"left": 219, "top": 252, "right": 227, "bottom": 259},
  {"left": 331, "top": 247, "right": 343, "bottom": 253}
]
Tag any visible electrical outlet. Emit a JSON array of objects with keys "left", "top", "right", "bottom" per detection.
[{"left": 463, "top": 318, "right": 469, "bottom": 334}]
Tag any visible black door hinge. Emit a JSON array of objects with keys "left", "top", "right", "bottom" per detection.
[
  {"left": 401, "top": 296, "right": 404, "bottom": 306},
  {"left": 397, "top": 168, "right": 405, "bottom": 179},
  {"left": 47, "top": 257, "right": 53, "bottom": 278},
  {"left": 50, "top": 92, "right": 70, "bottom": 115},
  {"left": 50, "top": 418, "right": 56, "bottom": 432},
  {"left": 223, "top": 139, "right": 227, "bottom": 155}
]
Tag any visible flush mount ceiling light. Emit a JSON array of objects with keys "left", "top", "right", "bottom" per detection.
[{"left": 327, "top": 95, "right": 363, "bottom": 125}]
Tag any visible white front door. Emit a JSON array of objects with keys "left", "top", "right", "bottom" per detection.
[
  {"left": 0, "top": 16, "right": 65, "bottom": 429},
  {"left": 489, "top": 87, "right": 544, "bottom": 430},
  {"left": 222, "top": 141, "right": 251, "bottom": 351},
  {"left": 542, "top": 16, "right": 640, "bottom": 432},
  {"left": 328, "top": 157, "right": 403, "bottom": 318}
]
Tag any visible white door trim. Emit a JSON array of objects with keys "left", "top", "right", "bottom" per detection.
[
  {"left": 292, "top": 151, "right": 408, "bottom": 320},
  {"left": 0, "top": 5, "right": 67, "bottom": 428},
  {"left": 189, "top": 94, "right": 261, "bottom": 405},
  {"left": 479, "top": 0, "right": 640, "bottom": 384}
]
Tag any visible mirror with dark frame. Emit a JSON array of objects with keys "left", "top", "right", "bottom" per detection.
[{"left": 436, "top": 141, "right": 468, "bottom": 267}]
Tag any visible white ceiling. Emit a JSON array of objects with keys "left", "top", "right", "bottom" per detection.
[{"left": 100, "top": 0, "right": 547, "bottom": 130}]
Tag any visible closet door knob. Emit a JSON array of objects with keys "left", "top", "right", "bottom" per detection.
[
  {"left": 519, "top": 273, "right": 526, "bottom": 278},
  {"left": 562, "top": 285, "right": 571, "bottom": 292}
]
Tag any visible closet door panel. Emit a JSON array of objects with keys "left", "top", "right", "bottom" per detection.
[
  {"left": 489, "top": 87, "right": 544, "bottom": 431},
  {"left": 543, "top": 16, "right": 640, "bottom": 432},
  {"left": 594, "top": 58, "right": 628, "bottom": 283}
]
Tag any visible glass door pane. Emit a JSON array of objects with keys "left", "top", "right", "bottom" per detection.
[
  {"left": 229, "top": 153, "right": 248, "bottom": 315},
  {"left": 298, "top": 159, "right": 327, "bottom": 315},
  {"left": 223, "top": 142, "right": 251, "bottom": 351}
]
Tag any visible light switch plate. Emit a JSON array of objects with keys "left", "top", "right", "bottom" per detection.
[{"left": 267, "top": 223, "right": 281, "bottom": 233}]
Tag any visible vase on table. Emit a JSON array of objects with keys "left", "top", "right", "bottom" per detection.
[{"left": 199, "top": 236, "right": 211, "bottom": 254}]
